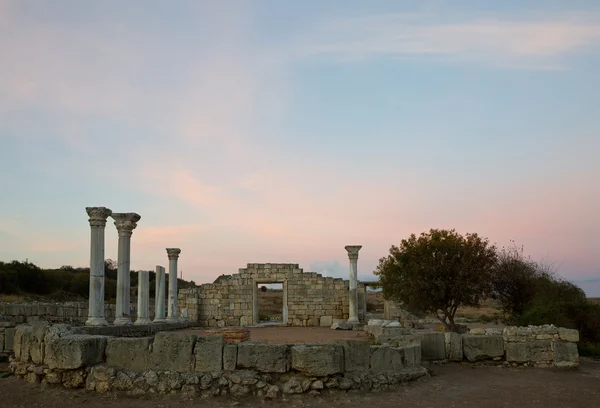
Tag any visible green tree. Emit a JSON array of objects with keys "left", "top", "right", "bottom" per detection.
[{"left": 374, "top": 229, "right": 497, "bottom": 331}]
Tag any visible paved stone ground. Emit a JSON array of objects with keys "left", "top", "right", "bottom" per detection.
[
  {"left": 1, "top": 358, "right": 598, "bottom": 407},
  {"left": 184, "top": 326, "right": 370, "bottom": 343}
]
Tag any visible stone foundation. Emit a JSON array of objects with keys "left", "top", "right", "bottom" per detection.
[{"left": 8, "top": 322, "right": 427, "bottom": 398}]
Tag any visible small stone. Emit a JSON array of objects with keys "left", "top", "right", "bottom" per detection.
[
  {"left": 309, "top": 390, "right": 320, "bottom": 396},
  {"left": 331, "top": 323, "right": 352, "bottom": 330},
  {"left": 311, "top": 380, "right": 324, "bottom": 390},
  {"left": 282, "top": 378, "right": 303, "bottom": 394},
  {"left": 230, "top": 384, "right": 251, "bottom": 397},
  {"left": 265, "top": 385, "right": 280, "bottom": 398},
  {"left": 144, "top": 371, "right": 159, "bottom": 387},
  {"left": 181, "top": 384, "right": 197, "bottom": 397},
  {"left": 339, "top": 378, "right": 353, "bottom": 390},
  {"left": 25, "top": 372, "right": 39, "bottom": 383},
  {"left": 256, "top": 380, "right": 267, "bottom": 389}
]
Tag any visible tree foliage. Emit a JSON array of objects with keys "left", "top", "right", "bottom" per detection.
[
  {"left": 0, "top": 260, "right": 197, "bottom": 301},
  {"left": 375, "top": 229, "right": 497, "bottom": 331}
]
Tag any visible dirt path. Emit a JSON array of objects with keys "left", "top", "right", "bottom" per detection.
[{"left": 1, "top": 359, "right": 599, "bottom": 408}]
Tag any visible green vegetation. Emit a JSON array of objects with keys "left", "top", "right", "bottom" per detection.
[
  {"left": 374, "top": 229, "right": 497, "bottom": 331},
  {"left": 0, "top": 260, "right": 196, "bottom": 302}
]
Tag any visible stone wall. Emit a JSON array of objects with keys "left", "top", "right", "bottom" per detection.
[
  {"left": 0, "top": 302, "right": 158, "bottom": 325},
  {"left": 8, "top": 322, "right": 426, "bottom": 398},
  {"left": 367, "top": 321, "right": 580, "bottom": 368},
  {"left": 179, "top": 263, "right": 366, "bottom": 327}
]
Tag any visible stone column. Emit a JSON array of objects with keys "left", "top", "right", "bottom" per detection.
[
  {"left": 135, "top": 270, "right": 151, "bottom": 325},
  {"left": 154, "top": 265, "right": 166, "bottom": 323},
  {"left": 166, "top": 248, "right": 181, "bottom": 323},
  {"left": 345, "top": 245, "right": 362, "bottom": 324},
  {"left": 363, "top": 285, "right": 368, "bottom": 322},
  {"left": 85, "top": 207, "right": 112, "bottom": 326},
  {"left": 112, "top": 213, "right": 141, "bottom": 326}
]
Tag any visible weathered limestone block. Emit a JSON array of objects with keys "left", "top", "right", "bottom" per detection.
[
  {"left": 419, "top": 332, "right": 446, "bottom": 361},
  {"left": 194, "top": 335, "right": 224, "bottom": 372},
  {"left": 150, "top": 332, "right": 197, "bottom": 372},
  {"left": 106, "top": 337, "right": 152, "bottom": 372},
  {"left": 237, "top": 342, "right": 290, "bottom": 373},
  {"left": 4, "top": 327, "right": 15, "bottom": 351},
  {"left": 401, "top": 344, "right": 421, "bottom": 367},
  {"left": 370, "top": 345, "right": 391, "bottom": 372},
  {"left": 552, "top": 342, "right": 579, "bottom": 367},
  {"left": 506, "top": 340, "right": 553, "bottom": 363},
  {"left": 291, "top": 344, "right": 344, "bottom": 376},
  {"left": 45, "top": 335, "right": 107, "bottom": 369},
  {"left": 30, "top": 321, "right": 50, "bottom": 364},
  {"left": 0, "top": 332, "right": 4, "bottom": 351},
  {"left": 462, "top": 335, "right": 504, "bottom": 362},
  {"left": 558, "top": 328, "right": 579, "bottom": 343},
  {"left": 320, "top": 315, "right": 333, "bottom": 327},
  {"left": 223, "top": 344, "right": 237, "bottom": 371},
  {"left": 13, "top": 324, "right": 33, "bottom": 361},
  {"left": 336, "top": 339, "right": 370, "bottom": 371},
  {"left": 445, "top": 332, "right": 463, "bottom": 361}
]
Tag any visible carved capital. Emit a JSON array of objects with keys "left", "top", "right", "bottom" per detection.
[
  {"left": 86, "top": 207, "right": 112, "bottom": 228},
  {"left": 166, "top": 248, "right": 181, "bottom": 260},
  {"left": 112, "top": 213, "right": 141, "bottom": 236},
  {"left": 345, "top": 245, "right": 362, "bottom": 261}
]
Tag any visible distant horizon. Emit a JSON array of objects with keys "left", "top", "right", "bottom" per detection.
[{"left": 1, "top": 1, "right": 599, "bottom": 298}]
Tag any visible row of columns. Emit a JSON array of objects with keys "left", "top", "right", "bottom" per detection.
[{"left": 85, "top": 207, "right": 182, "bottom": 326}]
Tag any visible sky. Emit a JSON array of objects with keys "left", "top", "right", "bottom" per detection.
[{"left": 1, "top": 0, "right": 599, "bottom": 296}]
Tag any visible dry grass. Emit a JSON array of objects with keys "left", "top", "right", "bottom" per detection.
[
  {"left": 0, "top": 294, "right": 26, "bottom": 302},
  {"left": 257, "top": 289, "right": 283, "bottom": 316}
]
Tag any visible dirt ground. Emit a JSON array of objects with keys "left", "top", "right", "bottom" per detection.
[
  {"left": 184, "top": 326, "right": 370, "bottom": 343},
  {"left": 1, "top": 359, "right": 599, "bottom": 408}
]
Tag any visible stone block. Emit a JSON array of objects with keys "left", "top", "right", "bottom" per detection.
[
  {"left": 419, "top": 332, "right": 446, "bottom": 360},
  {"left": 45, "top": 335, "right": 107, "bottom": 369},
  {"left": 291, "top": 344, "right": 344, "bottom": 376},
  {"left": 223, "top": 344, "right": 237, "bottom": 371},
  {"left": 4, "top": 328, "right": 15, "bottom": 351},
  {"left": 335, "top": 339, "right": 370, "bottom": 371},
  {"left": 194, "top": 335, "right": 224, "bottom": 372},
  {"left": 558, "top": 328, "right": 579, "bottom": 343},
  {"left": 445, "top": 332, "right": 463, "bottom": 361},
  {"left": 402, "top": 344, "right": 421, "bottom": 367},
  {"left": 13, "top": 324, "right": 33, "bottom": 361},
  {"left": 150, "top": 332, "right": 197, "bottom": 372},
  {"left": 319, "top": 316, "right": 333, "bottom": 327},
  {"left": 237, "top": 342, "right": 290, "bottom": 373},
  {"left": 30, "top": 321, "right": 50, "bottom": 364},
  {"left": 506, "top": 340, "right": 553, "bottom": 363},
  {"left": 0, "top": 332, "right": 3, "bottom": 351},
  {"left": 105, "top": 337, "right": 152, "bottom": 372},
  {"left": 552, "top": 342, "right": 579, "bottom": 367},
  {"left": 370, "top": 345, "right": 391, "bottom": 372},
  {"left": 462, "top": 335, "right": 504, "bottom": 362}
]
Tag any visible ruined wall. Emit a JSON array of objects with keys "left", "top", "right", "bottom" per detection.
[
  {"left": 366, "top": 322, "right": 580, "bottom": 368},
  {"left": 179, "top": 263, "right": 365, "bottom": 327},
  {"left": 0, "top": 302, "right": 157, "bottom": 325},
  {"left": 8, "top": 322, "right": 425, "bottom": 397}
]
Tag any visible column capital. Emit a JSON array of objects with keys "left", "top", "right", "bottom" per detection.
[
  {"left": 112, "top": 213, "right": 141, "bottom": 236},
  {"left": 345, "top": 245, "right": 362, "bottom": 261},
  {"left": 166, "top": 248, "right": 181, "bottom": 260},
  {"left": 86, "top": 207, "right": 112, "bottom": 228}
]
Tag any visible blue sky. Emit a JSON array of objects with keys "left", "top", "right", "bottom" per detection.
[{"left": 1, "top": 0, "right": 599, "bottom": 296}]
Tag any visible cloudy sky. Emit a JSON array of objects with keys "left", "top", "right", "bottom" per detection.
[{"left": 1, "top": 0, "right": 599, "bottom": 296}]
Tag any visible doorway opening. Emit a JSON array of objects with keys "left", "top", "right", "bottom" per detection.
[
  {"left": 256, "top": 282, "right": 283, "bottom": 325},
  {"left": 366, "top": 286, "right": 385, "bottom": 320}
]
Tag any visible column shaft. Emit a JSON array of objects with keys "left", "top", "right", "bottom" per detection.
[
  {"left": 166, "top": 248, "right": 181, "bottom": 323},
  {"left": 154, "top": 265, "right": 166, "bottom": 323},
  {"left": 112, "top": 212, "right": 141, "bottom": 326},
  {"left": 345, "top": 245, "right": 362, "bottom": 324},
  {"left": 135, "top": 270, "right": 151, "bottom": 325},
  {"left": 86, "top": 207, "right": 111, "bottom": 326}
]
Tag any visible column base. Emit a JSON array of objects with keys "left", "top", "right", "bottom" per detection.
[
  {"left": 113, "top": 317, "right": 133, "bottom": 326},
  {"left": 134, "top": 318, "right": 153, "bottom": 325},
  {"left": 347, "top": 318, "right": 360, "bottom": 325},
  {"left": 85, "top": 317, "right": 108, "bottom": 326},
  {"left": 166, "top": 316, "right": 179, "bottom": 323},
  {"left": 153, "top": 318, "right": 166, "bottom": 324}
]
